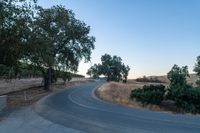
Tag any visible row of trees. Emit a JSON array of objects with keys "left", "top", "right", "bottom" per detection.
[
  {"left": 87, "top": 54, "right": 130, "bottom": 83},
  {"left": 0, "top": 0, "right": 95, "bottom": 89},
  {"left": 131, "top": 56, "right": 200, "bottom": 113}
]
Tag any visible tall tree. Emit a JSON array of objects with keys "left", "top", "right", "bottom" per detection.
[
  {"left": 167, "top": 64, "right": 189, "bottom": 87},
  {"left": 28, "top": 6, "right": 95, "bottom": 89},
  {"left": 87, "top": 54, "right": 130, "bottom": 82},
  {"left": 0, "top": 1, "right": 95, "bottom": 89},
  {"left": 121, "top": 65, "right": 130, "bottom": 83},
  {"left": 167, "top": 64, "right": 190, "bottom": 100}
]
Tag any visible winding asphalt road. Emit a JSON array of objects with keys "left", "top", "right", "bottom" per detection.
[{"left": 35, "top": 81, "right": 200, "bottom": 133}]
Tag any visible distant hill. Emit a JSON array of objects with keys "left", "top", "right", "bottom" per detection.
[
  {"left": 129, "top": 74, "right": 198, "bottom": 86},
  {"left": 148, "top": 74, "right": 198, "bottom": 85}
]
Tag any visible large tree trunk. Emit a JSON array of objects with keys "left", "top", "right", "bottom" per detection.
[
  {"left": 48, "top": 67, "right": 52, "bottom": 85},
  {"left": 42, "top": 67, "right": 53, "bottom": 91},
  {"left": 107, "top": 75, "right": 110, "bottom": 82},
  {"left": 43, "top": 74, "right": 49, "bottom": 90}
]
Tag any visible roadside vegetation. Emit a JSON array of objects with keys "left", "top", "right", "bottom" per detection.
[
  {"left": 130, "top": 56, "right": 200, "bottom": 114},
  {"left": 130, "top": 85, "right": 165, "bottom": 105},
  {"left": 96, "top": 82, "right": 164, "bottom": 111},
  {"left": 94, "top": 53, "right": 200, "bottom": 114},
  {"left": 0, "top": 0, "right": 95, "bottom": 90}
]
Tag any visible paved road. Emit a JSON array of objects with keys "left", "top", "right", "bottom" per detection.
[
  {"left": 0, "top": 107, "right": 85, "bottom": 133},
  {"left": 35, "top": 81, "right": 200, "bottom": 133}
]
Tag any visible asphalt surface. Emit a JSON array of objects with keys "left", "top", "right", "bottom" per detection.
[
  {"left": 0, "top": 107, "right": 85, "bottom": 133},
  {"left": 35, "top": 81, "right": 200, "bottom": 133}
]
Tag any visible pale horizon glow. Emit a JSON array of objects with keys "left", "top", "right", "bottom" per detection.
[{"left": 38, "top": 0, "right": 200, "bottom": 79}]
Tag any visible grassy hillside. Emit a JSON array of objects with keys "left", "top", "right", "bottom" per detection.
[{"left": 129, "top": 74, "right": 198, "bottom": 86}]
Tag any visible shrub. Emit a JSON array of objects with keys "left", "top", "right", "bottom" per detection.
[
  {"left": 171, "top": 87, "right": 200, "bottom": 113},
  {"left": 130, "top": 85, "right": 165, "bottom": 105},
  {"left": 166, "top": 84, "right": 192, "bottom": 100},
  {"left": 166, "top": 83, "right": 200, "bottom": 113}
]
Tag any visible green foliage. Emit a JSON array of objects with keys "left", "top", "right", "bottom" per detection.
[
  {"left": 87, "top": 54, "right": 130, "bottom": 82},
  {"left": 0, "top": 63, "right": 83, "bottom": 81},
  {"left": 0, "top": 64, "right": 18, "bottom": 79},
  {"left": 87, "top": 64, "right": 100, "bottom": 79},
  {"left": 130, "top": 85, "right": 165, "bottom": 105},
  {"left": 30, "top": 5, "right": 95, "bottom": 71},
  {"left": 167, "top": 64, "right": 200, "bottom": 113},
  {"left": 60, "top": 71, "right": 71, "bottom": 83},
  {"left": 166, "top": 64, "right": 190, "bottom": 99},
  {"left": 29, "top": 5, "right": 95, "bottom": 89},
  {"left": 167, "top": 65, "right": 189, "bottom": 87},
  {"left": 0, "top": 0, "right": 36, "bottom": 68},
  {"left": 0, "top": 1, "right": 95, "bottom": 89},
  {"left": 121, "top": 65, "right": 130, "bottom": 83},
  {"left": 194, "top": 56, "right": 200, "bottom": 87},
  {"left": 171, "top": 87, "right": 200, "bottom": 113}
]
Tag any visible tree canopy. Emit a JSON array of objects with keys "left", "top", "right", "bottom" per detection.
[
  {"left": 166, "top": 64, "right": 200, "bottom": 113},
  {"left": 0, "top": 0, "right": 95, "bottom": 89},
  {"left": 87, "top": 54, "right": 130, "bottom": 82},
  {"left": 167, "top": 64, "right": 189, "bottom": 88},
  {"left": 29, "top": 6, "right": 95, "bottom": 70},
  {"left": 166, "top": 64, "right": 191, "bottom": 100}
]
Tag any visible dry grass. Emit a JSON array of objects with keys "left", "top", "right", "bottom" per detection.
[
  {"left": 5, "top": 79, "right": 96, "bottom": 107},
  {"left": 128, "top": 74, "right": 198, "bottom": 86},
  {"left": 0, "top": 78, "right": 43, "bottom": 95},
  {"left": 96, "top": 82, "right": 182, "bottom": 113},
  {"left": 96, "top": 82, "right": 162, "bottom": 110},
  {"left": 97, "top": 74, "right": 199, "bottom": 114}
]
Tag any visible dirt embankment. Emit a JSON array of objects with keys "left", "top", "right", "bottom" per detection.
[
  {"left": 96, "top": 82, "right": 182, "bottom": 113},
  {"left": 1, "top": 79, "right": 95, "bottom": 107}
]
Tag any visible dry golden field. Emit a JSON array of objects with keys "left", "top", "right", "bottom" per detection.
[
  {"left": 96, "top": 82, "right": 166, "bottom": 112},
  {"left": 96, "top": 74, "right": 199, "bottom": 113}
]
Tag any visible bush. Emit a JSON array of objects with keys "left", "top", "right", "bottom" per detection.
[
  {"left": 170, "top": 87, "right": 200, "bottom": 113},
  {"left": 166, "top": 84, "right": 192, "bottom": 100},
  {"left": 167, "top": 83, "right": 200, "bottom": 113},
  {"left": 130, "top": 85, "right": 165, "bottom": 105}
]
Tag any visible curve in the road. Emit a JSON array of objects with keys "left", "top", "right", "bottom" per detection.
[{"left": 35, "top": 81, "right": 200, "bottom": 133}]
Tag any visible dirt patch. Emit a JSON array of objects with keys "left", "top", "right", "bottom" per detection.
[
  {"left": 96, "top": 82, "right": 183, "bottom": 113},
  {"left": 7, "top": 79, "right": 96, "bottom": 107}
]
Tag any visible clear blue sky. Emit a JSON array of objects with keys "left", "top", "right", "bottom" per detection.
[{"left": 38, "top": 0, "right": 200, "bottom": 79}]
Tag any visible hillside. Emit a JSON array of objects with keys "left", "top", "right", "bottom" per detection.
[{"left": 129, "top": 74, "right": 198, "bottom": 86}]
